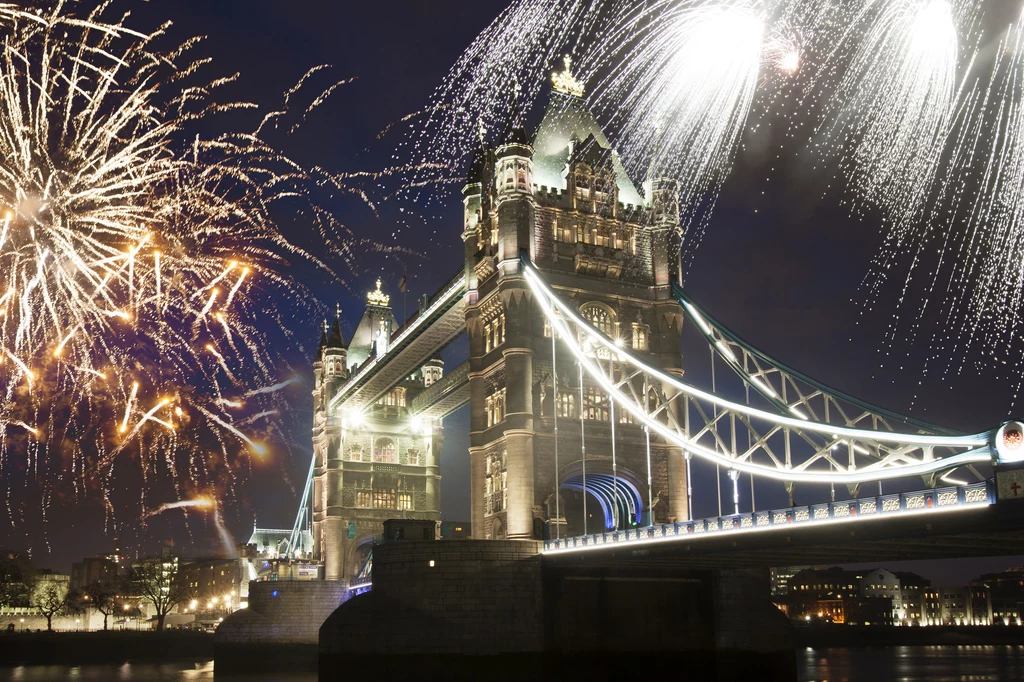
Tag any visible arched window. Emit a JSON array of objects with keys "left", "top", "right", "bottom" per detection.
[
  {"left": 580, "top": 303, "right": 615, "bottom": 337},
  {"left": 374, "top": 438, "right": 397, "bottom": 463}
]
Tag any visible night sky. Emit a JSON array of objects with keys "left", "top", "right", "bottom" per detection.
[{"left": 6, "top": 0, "right": 1023, "bottom": 585}]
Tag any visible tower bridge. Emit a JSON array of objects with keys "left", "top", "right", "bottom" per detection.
[
  {"left": 296, "top": 60, "right": 1024, "bottom": 583},
  {"left": 220, "top": 59, "right": 1024, "bottom": 682}
]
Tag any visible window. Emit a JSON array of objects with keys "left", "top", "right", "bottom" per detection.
[
  {"left": 373, "top": 489, "right": 397, "bottom": 509},
  {"left": 580, "top": 303, "right": 614, "bottom": 337},
  {"left": 557, "top": 393, "right": 576, "bottom": 418},
  {"left": 632, "top": 323, "right": 648, "bottom": 351},
  {"left": 484, "top": 312, "right": 506, "bottom": 353},
  {"left": 377, "top": 387, "right": 406, "bottom": 407},
  {"left": 407, "top": 449, "right": 420, "bottom": 466},
  {"left": 485, "top": 452, "right": 507, "bottom": 516},
  {"left": 374, "top": 438, "right": 397, "bottom": 463},
  {"left": 486, "top": 386, "right": 507, "bottom": 427},
  {"left": 583, "top": 386, "right": 609, "bottom": 421},
  {"left": 543, "top": 318, "right": 552, "bottom": 338},
  {"left": 554, "top": 217, "right": 573, "bottom": 243},
  {"left": 398, "top": 493, "right": 413, "bottom": 511},
  {"left": 356, "top": 491, "right": 371, "bottom": 507}
]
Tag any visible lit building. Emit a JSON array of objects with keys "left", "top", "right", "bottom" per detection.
[
  {"left": 179, "top": 557, "right": 250, "bottom": 615},
  {"left": 311, "top": 284, "right": 443, "bottom": 582},
  {"left": 460, "top": 57, "right": 687, "bottom": 541}
]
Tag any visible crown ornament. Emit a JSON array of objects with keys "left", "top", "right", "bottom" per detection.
[
  {"left": 552, "top": 55, "right": 585, "bottom": 98},
  {"left": 367, "top": 278, "right": 390, "bottom": 307}
]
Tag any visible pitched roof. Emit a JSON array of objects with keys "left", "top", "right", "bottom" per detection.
[{"left": 532, "top": 90, "right": 645, "bottom": 207}]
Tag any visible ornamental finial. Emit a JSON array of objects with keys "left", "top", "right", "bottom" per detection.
[
  {"left": 552, "top": 55, "right": 585, "bottom": 98},
  {"left": 367, "top": 278, "right": 390, "bottom": 307}
]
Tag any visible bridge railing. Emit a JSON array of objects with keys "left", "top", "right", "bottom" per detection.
[{"left": 543, "top": 480, "right": 993, "bottom": 553}]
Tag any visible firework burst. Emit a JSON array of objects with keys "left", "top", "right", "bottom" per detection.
[{"left": 0, "top": 1, "right": 364, "bottom": 547}]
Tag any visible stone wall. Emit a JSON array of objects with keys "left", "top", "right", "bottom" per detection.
[
  {"left": 216, "top": 580, "right": 348, "bottom": 645},
  {"left": 320, "top": 540, "right": 544, "bottom": 655}
]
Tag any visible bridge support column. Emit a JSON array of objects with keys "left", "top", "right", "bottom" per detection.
[
  {"left": 469, "top": 446, "right": 486, "bottom": 540},
  {"left": 323, "top": 517, "right": 346, "bottom": 581},
  {"left": 504, "top": 346, "right": 536, "bottom": 539}
]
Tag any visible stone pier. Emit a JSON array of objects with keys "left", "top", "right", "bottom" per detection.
[{"left": 320, "top": 540, "right": 796, "bottom": 681}]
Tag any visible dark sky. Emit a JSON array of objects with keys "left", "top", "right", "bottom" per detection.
[{"left": 10, "top": 0, "right": 1024, "bottom": 585}]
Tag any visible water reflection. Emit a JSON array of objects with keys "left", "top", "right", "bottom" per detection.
[
  {"left": 0, "top": 661, "right": 314, "bottom": 682},
  {"left": 799, "top": 645, "right": 1024, "bottom": 682}
]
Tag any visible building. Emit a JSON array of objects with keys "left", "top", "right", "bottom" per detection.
[
  {"left": 860, "top": 568, "right": 903, "bottom": 622},
  {"left": 972, "top": 567, "right": 1024, "bottom": 625},
  {"left": 311, "top": 286, "right": 444, "bottom": 582},
  {"left": 923, "top": 587, "right": 973, "bottom": 626},
  {"left": 179, "top": 557, "right": 250, "bottom": 615},
  {"left": 787, "top": 567, "right": 865, "bottom": 623},
  {"left": 460, "top": 58, "right": 687, "bottom": 542},
  {"left": 894, "top": 571, "right": 929, "bottom": 625},
  {"left": 770, "top": 566, "right": 809, "bottom": 599},
  {"left": 70, "top": 557, "right": 118, "bottom": 592}
]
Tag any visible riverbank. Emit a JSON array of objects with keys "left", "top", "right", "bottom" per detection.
[
  {"left": 0, "top": 631, "right": 214, "bottom": 666},
  {"left": 795, "top": 624, "right": 1024, "bottom": 648}
]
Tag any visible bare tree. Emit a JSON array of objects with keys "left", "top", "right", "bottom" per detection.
[
  {"left": 31, "top": 576, "right": 70, "bottom": 631},
  {"left": 131, "top": 558, "right": 192, "bottom": 631},
  {"left": 82, "top": 580, "right": 120, "bottom": 631}
]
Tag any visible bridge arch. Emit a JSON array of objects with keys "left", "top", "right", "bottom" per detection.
[{"left": 554, "top": 462, "right": 645, "bottom": 535}]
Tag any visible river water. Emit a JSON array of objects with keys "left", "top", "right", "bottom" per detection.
[{"left": 1, "top": 647, "right": 1023, "bottom": 681}]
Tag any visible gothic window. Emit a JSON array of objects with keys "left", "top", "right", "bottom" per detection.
[
  {"left": 557, "top": 392, "right": 576, "bottom": 418},
  {"left": 554, "top": 217, "right": 574, "bottom": 243},
  {"left": 407, "top": 449, "right": 420, "bottom": 466},
  {"left": 612, "top": 230, "right": 624, "bottom": 250},
  {"left": 543, "top": 318, "right": 551, "bottom": 338},
  {"left": 484, "top": 312, "right": 506, "bottom": 353},
  {"left": 517, "top": 166, "right": 528, "bottom": 190},
  {"left": 580, "top": 303, "right": 615, "bottom": 336},
  {"left": 583, "top": 386, "right": 609, "bottom": 421},
  {"left": 348, "top": 444, "right": 363, "bottom": 461},
  {"left": 373, "top": 489, "right": 397, "bottom": 509},
  {"left": 485, "top": 452, "right": 507, "bottom": 516},
  {"left": 575, "top": 174, "right": 590, "bottom": 200},
  {"left": 486, "top": 386, "right": 507, "bottom": 427},
  {"left": 374, "top": 438, "right": 397, "bottom": 463},
  {"left": 356, "top": 491, "right": 371, "bottom": 507},
  {"left": 594, "top": 227, "right": 609, "bottom": 247},
  {"left": 398, "top": 492, "right": 413, "bottom": 511},
  {"left": 632, "top": 323, "right": 649, "bottom": 351}
]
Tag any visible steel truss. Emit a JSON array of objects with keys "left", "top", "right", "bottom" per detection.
[{"left": 523, "top": 257, "right": 996, "bottom": 488}]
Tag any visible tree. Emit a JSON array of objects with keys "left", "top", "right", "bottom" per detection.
[
  {"left": 82, "top": 580, "right": 120, "bottom": 631},
  {"left": 31, "top": 576, "right": 70, "bottom": 631},
  {"left": 131, "top": 558, "right": 191, "bottom": 631}
]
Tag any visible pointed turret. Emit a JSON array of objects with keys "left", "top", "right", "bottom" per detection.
[{"left": 327, "top": 314, "right": 345, "bottom": 350}]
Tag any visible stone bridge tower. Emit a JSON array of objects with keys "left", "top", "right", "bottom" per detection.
[
  {"left": 462, "top": 59, "right": 688, "bottom": 541},
  {"left": 311, "top": 282, "right": 443, "bottom": 582}
]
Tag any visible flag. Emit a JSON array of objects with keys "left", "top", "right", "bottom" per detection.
[{"left": 398, "top": 273, "right": 407, "bottom": 293}]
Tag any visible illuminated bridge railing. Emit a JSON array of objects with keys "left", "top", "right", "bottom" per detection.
[{"left": 543, "top": 481, "right": 994, "bottom": 553}]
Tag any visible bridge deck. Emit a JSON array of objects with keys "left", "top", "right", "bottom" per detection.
[
  {"left": 330, "top": 268, "right": 466, "bottom": 413},
  {"left": 542, "top": 482, "right": 1024, "bottom": 568},
  {"left": 408, "top": 360, "right": 470, "bottom": 418}
]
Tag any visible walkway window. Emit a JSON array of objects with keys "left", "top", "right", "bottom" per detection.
[
  {"left": 374, "top": 438, "right": 397, "bottom": 463},
  {"left": 377, "top": 387, "right": 406, "bottom": 407}
]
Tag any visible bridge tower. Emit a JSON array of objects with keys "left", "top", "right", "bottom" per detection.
[
  {"left": 311, "top": 282, "right": 443, "bottom": 582},
  {"left": 462, "top": 59, "right": 688, "bottom": 540}
]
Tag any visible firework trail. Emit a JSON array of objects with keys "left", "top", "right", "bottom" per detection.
[{"left": 0, "top": 1, "right": 372, "bottom": 546}]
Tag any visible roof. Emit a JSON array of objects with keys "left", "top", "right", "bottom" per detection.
[{"left": 532, "top": 90, "right": 646, "bottom": 208}]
